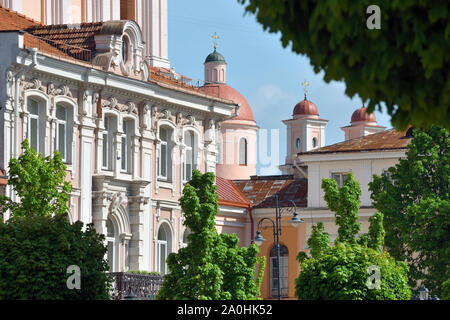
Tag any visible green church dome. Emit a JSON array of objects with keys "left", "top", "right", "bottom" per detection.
[{"left": 204, "top": 49, "right": 226, "bottom": 64}]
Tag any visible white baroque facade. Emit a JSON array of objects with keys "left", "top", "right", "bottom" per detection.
[{"left": 0, "top": 16, "right": 236, "bottom": 274}]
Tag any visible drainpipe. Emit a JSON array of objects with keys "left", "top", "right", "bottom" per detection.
[
  {"left": 14, "top": 47, "right": 38, "bottom": 159},
  {"left": 248, "top": 204, "right": 254, "bottom": 244},
  {"left": 218, "top": 103, "right": 240, "bottom": 123}
]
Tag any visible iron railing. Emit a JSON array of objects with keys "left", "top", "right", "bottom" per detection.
[{"left": 109, "top": 272, "right": 163, "bottom": 300}]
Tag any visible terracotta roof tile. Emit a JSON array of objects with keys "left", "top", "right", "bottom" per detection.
[
  {"left": 25, "top": 23, "right": 102, "bottom": 61},
  {"left": 216, "top": 176, "right": 250, "bottom": 208},
  {"left": 233, "top": 175, "right": 307, "bottom": 209},
  {"left": 0, "top": 5, "right": 41, "bottom": 31},
  {"left": 299, "top": 129, "right": 411, "bottom": 155}
]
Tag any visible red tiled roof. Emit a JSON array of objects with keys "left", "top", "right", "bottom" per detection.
[
  {"left": 233, "top": 175, "right": 308, "bottom": 209},
  {"left": 0, "top": 5, "right": 41, "bottom": 31},
  {"left": 0, "top": 6, "right": 238, "bottom": 105},
  {"left": 216, "top": 176, "right": 250, "bottom": 208},
  {"left": 299, "top": 129, "right": 411, "bottom": 155},
  {"left": 26, "top": 22, "right": 102, "bottom": 60}
]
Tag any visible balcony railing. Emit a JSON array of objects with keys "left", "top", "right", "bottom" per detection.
[{"left": 110, "top": 272, "right": 163, "bottom": 300}]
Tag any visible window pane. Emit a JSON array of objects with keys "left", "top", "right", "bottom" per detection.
[
  {"left": 160, "top": 144, "right": 167, "bottom": 177},
  {"left": 28, "top": 99, "right": 38, "bottom": 115},
  {"left": 239, "top": 138, "right": 247, "bottom": 165},
  {"left": 342, "top": 174, "right": 348, "bottom": 185},
  {"left": 58, "top": 122, "right": 66, "bottom": 159},
  {"left": 106, "top": 219, "right": 114, "bottom": 238},
  {"left": 121, "top": 136, "right": 127, "bottom": 170},
  {"left": 296, "top": 138, "right": 301, "bottom": 149},
  {"left": 107, "top": 241, "right": 114, "bottom": 272},
  {"left": 186, "top": 148, "right": 192, "bottom": 180},
  {"left": 56, "top": 105, "right": 66, "bottom": 120},
  {"left": 158, "top": 226, "right": 167, "bottom": 241},
  {"left": 30, "top": 118, "right": 38, "bottom": 152},
  {"left": 102, "top": 133, "right": 108, "bottom": 168},
  {"left": 160, "top": 127, "right": 167, "bottom": 141},
  {"left": 160, "top": 243, "right": 166, "bottom": 275},
  {"left": 331, "top": 173, "right": 340, "bottom": 186},
  {"left": 185, "top": 132, "right": 193, "bottom": 147}
]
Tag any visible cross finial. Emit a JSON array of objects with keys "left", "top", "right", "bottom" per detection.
[
  {"left": 302, "top": 80, "right": 309, "bottom": 99},
  {"left": 212, "top": 32, "right": 219, "bottom": 50}
]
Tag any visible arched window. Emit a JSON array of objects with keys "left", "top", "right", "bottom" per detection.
[
  {"left": 239, "top": 138, "right": 248, "bottom": 165},
  {"left": 158, "top": 126, "right": 173, "bottom": 181},
  {"left": 312, "top": 137, "right": 318, "bottom": 148},
  {"left": 156, "top": 223, "right": 172, "bottom": 275},
  {"left": 183, "top": 131, "right": 196, "bottom": 181},
  {"left": 270, "top": 245, "right": 289, "bottom": 298},
  {"left": 106, "top": 217, "right": 116, "bottom": 272},
  {"left": 27, "top": 98, "right": 40, "bottom": 153},
  {"left": 295, "top": 137, "right": 301, "bottom": 150},
  {"left": 122, "top": 39, "right": 128, "bottom": 63}
]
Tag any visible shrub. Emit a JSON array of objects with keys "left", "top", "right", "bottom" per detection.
[
  {"left": 295, "top": 243, "right": 411, "bottom": 300},
  {"left": 0, "top": 214, "right": 112, "bottom": 299}
]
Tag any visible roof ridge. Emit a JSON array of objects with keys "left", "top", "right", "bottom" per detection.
[{"left": 0, "top": 4, "right": 42, "bottom": 27}]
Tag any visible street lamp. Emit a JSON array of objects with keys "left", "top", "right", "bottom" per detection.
[
  {"left": 253, "top": 195, "right": 304, "bottom": 300},
  {"left": 419, "top": 286, "right": 429, "bottom": 300}
]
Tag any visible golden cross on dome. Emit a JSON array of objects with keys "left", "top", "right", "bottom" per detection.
[
  {"left": 212, "top": 32, "right": 219, "bottom": 50},
  {"left": 302, "top": 80, "right": 309, "bottom": 99}
]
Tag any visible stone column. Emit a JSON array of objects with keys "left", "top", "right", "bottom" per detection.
[{"left": 127, "top": 194, "right": 149, "bottom": 270}]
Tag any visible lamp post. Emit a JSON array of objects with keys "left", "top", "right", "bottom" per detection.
[{"left": 253, "top": 195, "right": 304, "bottom": 300}]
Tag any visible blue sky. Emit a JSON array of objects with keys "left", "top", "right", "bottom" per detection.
[{"left": 168, "top": 0, "right": 393, "bottom": 175}]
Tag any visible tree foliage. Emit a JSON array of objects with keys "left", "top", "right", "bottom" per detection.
[
  {"left": 157, "top": 170, "right": 265, "bottom": 300},
  {"left": 0, "top": 139, "right": 72, "bottom": 218},
  {"left": 295, "top": 243, "right": 411, "bottom": 300},
  {"left": 0, "top": 139, "right": 111, "bottom": 299},
  {"left": 0, "top": 214, "right": 112, "bottom": 299},
  {"left": 237, "top": 0, "right": 450, "bottom": 130},
  {"left": 322, "top": 174, "right": 361, "bottom": 244},
  {"left": 369, "top": 126, "right": 450, "bottom": 297},
  {"left": 295, "top": 174, "right": 411, "bottom": 300}
]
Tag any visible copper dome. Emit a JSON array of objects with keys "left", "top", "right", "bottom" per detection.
[
  {"left": 351, "top": 107, "right": 376, "bottom": 123},
  {"left": 293, "top": 99, "right": 319, "bottom": 116}
]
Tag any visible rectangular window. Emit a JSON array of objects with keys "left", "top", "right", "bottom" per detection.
[
  {"left": 121, "top": 121, "right": 128, "bottom": 172},
  {"left": 102, "top": 117, "right": 109, "bottom": 169},
  {"left": 270, "top": 256, "right": 289, "bottom": 297},
  {"left": 28, "top": 99, "right": 39, "bottom": 153},
  {"left": 55, "top": 105, "right": 67, "bottom": 161},
  {"left": 185, "top": 148, "right": 192, "bottom": 181},
  {"left": 239, "top": 138, "right": 248, "bottom": 165},
  {"left": 160, "top": 143, "right": 167, "bottom": 178},
  {"left": 331, "top": 173, "right": 349, "bottom": 188},
  {"left": 159, "top": 127, "right": 169, "bottom": 180},
  {"left": 107, "top": 240, "right": 114, "bottom": 272}
]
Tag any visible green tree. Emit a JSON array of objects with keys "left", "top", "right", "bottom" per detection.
[
  {"left": 0, "top": 214, "right": 112, "bottom": 299},
  {"left": 157, "top": 170, "right": 265, "bottom": 300},
  {"left": 295, "top": 174, "right": 411, "bottom": 300},
  {"left": 0, "top": 139, "right": 72, "bottom": 218},
  {"left": 237, "top": 0, "right": 450, "bottom": 130},
  {"left": 441, "top": 279, "right": 450, "bottom": 300},
  {"left": 369, "top": 126, "right": 450, "bottom": 297},
  {"left": 0, "top": 139, "right": 112, "bottom": 299}
]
